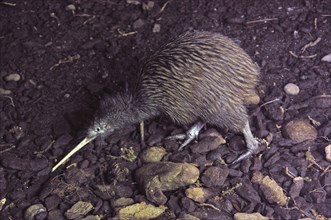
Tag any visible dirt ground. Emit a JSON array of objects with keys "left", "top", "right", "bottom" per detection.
[{"left": 0, "top": 0, "right": 331, "bottom": 219}]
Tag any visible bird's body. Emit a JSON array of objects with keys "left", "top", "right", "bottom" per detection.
[
  {"left": 136, "top": 31, "right": 259, "bottom": 131},
  {"left": 52, "top": 30, "right": 260, "bottom": 172}
]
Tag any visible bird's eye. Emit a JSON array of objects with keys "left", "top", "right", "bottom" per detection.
[{"left": 96, "top": 127, "right": 101, "bottom": 132}]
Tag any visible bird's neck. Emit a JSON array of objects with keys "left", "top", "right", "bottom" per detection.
[{"left": 121, "top": 93, "right": 159, "bottom": 125}]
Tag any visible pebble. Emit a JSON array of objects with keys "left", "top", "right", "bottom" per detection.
[
  {"left": 135, "top": 162, "right": 199, "bottom": 205},
  {"left": 284, "top": 83, "right": 300, "bottom": 95},
  {"left": 190, "top": 135, "right": 225, "bottom": 154},
  {"left": 325, "top": 144, "right": 331, "bottom": 162},
  {"left": 0, "top": 87, "right": 12, "bottom": 95},
  {"left": 118, "top": 202, "right": 166, "bottom": 220},
  {"left": 289, "top": 177, "right": 304, "bottom": 199},
  {"left": 283, "top": 120, "right": 317, "bottom": 143},
  {"left": 65, "top": 4, "right": 76, "bottom": 11},
  {"left": 24, "top": 204, "right": 47, "bottom": 220},
  {"left": 133, "top": 18, "right": 145, "bottom": 29},
  {"left": 152, "top": 24, "right": 161, "bottom": 33},
  {"left": 45, "top": 195, "right": 61, "bottom": 210},
  {"left": 65, "top": 201, "right": 93, "bottom": 219},
  {"left": 4, "top": 73, "right": 21, "bottom": 82},
  {"left": 48, "top": 209, "right": 64, "bottom": 220},
  {"left": 321, "top": 53, "right": 331, "bottom": 62},
  {"left": 201, "top": 166, "right": 229, "bottom": 187},
  {"left": 234, "top": 212, "right": 268, "bottom": 220},
  {"left": 142, "top": 1, "right": 154, "bottom": 11},
  {"left": 140, "top": 146, "right": 166, "bottom": 163},
  {"left": 185, "top": 187, "right": 214, "bottom": 203},
  {"left": 244, "top": 93, "right": 260, "bottom": 105},
  {"left": 112, "top": 198, "right": 135, "bottom": 208}
]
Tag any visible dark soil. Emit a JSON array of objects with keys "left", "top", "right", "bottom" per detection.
[{"left": 1, "top": 0, "right": 331, "bottom": 219}]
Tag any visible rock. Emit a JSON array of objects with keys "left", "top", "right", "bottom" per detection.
[
  {"left": 4, "top": 73, "right": 21, "bottom": 82},
  {"left": 177, "top": 214, "right": 200, "bottom": 220},
  {"left": 0, "top": 87, "right": 12, "bottom": 95},
  {"left": 152, "top": 24, "right": 161, "bottom": 33},
  {"left": 1, "top": 154, "right": 48, "bottom": 171},
  {"left": 284, "top": 83, "right": 300, "bottom": 95},
  {"left": 135, "top": 162, "right": 199, "bottom": 205},
  {"left": 81, "top": 215, "right": 101, "bottom": 220},
  {"left": 234, "top": 212, "right": 268, "bottom": 220},
  {"left": 112, "top": 198, "right": 135, "bottom": 208},
  {"left": 65, "top": 201, "right": 93, "bottom": 219},
  {"left": 118, "top": 202, "right": 166, "bottom": 220},
  {"left": 24, "top": 204, "right": 47, "bottom": 220},
  {"left": 140, "top": 146, "right": 166, "bottom": 163},
  {"left": 283, "top": 120, "right": 317, "bottom": 143},
  {"left": 190, "top": 136, "right": 225, "bottom": 154},
  {"left": 48, "top": 209, "right": 64, "bottom": 220},
  {"left": 289, "top": 177, "right": 304, "bottom": 199},
  {"left": 201, "top": 166, "right": 229, "bottom": 187},
  {"left": 244, "top": 93, "right": 260, "bottom": 105},
  {"left": 133, "top": 18, "right": 145, "bottom": 29},
  {"left": 325, "top": 144, "right": 331, "bottom": 162},
  {"left": 321, "top": 53, "right": 331, "bottom": 62},
  {"left": 252, "top": 171, "right": 288, "bottom": 206},
  {"left": 185, "top": 187, "right": 214, "bottom": 203}
]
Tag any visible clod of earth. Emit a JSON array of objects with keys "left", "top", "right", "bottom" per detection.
[
  {"left": 65, "top": 201, "right": 93, "bottom": 220},
  {"left": 140, "top": 146, "right": 167, "bottom": 163},
  {"left": 234, "top": 212, "right": 268, "bottom": 220},
  {"left": 283, "top": 119, "right": 317, "bottom": 143},
  {"left": 118, "top": 202, "right": 166, "bottom": 220},
  {"left": 135, "top": 162, "right": 199, "bottom": 205},
  {"left": 185, "top": 187, "right": 214, "bottom": 203},
  {"left": 251, "top": 171, "right": 288, "bottom": 206}
]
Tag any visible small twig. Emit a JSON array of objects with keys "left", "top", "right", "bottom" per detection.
[
  {"left": 0, "top": 2, "right": 16, "bottom": 6},
  {"left": 160, "top": 0, "right": 170, "bottom": 13},
  {"left": 259, "top": 98, "right": 281, "bottom": 107},
  {"left": 289, "top": 51, "right": 317, "bottom": 59},
  {"left": 83, "top": 16, "right": 96, "bottom": 25},
  {"left": 34, "top": 140, "right": 55, "bottom": 155},
  {"left": 117, "top": 29, "right": 137, "bottom": 37},
  {"left": 50, "top": 12, "right": 60, "bottom": 26},
  {"left": 74, "top": 13, "right": 94, "bottom": 17},
  {"left": 197, "top": 203, "right": 221, "bottom": 212},
  {"left": 3, "top": 96, "right": 15, "bottom": 107},
  {"left": 50, "top": 54, "right": 80, "bottom": 70},
  {"left": 246, "top": 18, "right": 278, "bottom": 24},
  {"left": 285, "top": 167, "right": 296, "bottom": 179},
  {"left": 0, "top": 144, "right": 16, "bottom": 154},
  {"left": 301, "top": 37, "right": 321, "bottom": 53},
  {"left": 321, "top": 14, "right": 331, "bottom": 17}
]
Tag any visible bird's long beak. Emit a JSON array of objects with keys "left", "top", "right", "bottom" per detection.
[{"left": 51, "top": 135, "right": 97, "bottom": 172}]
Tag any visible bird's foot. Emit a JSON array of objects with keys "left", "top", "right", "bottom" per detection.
[
  {"left": 232, "top": 138, "right": 260, "bottom": 164},
  {"left": 166, "top": 121, "right": 205, "bottom": 151}
]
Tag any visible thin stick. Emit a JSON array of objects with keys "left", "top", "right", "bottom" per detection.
[
  {"left": 246, "top": 18, "right": 278, "bottom": 24},
  {"left": 260, "top": 98, "right": 280, "bottom": 107},
  {"left": 0, "top": 2, "right": 16, "bottom": 6}
]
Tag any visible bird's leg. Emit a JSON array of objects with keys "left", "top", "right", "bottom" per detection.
[
  {"left": 166, "top": 121, "right": 206, "bottom": 151},
  {"left": 232, "top": 120, "right": 259, "bottom": 164}
]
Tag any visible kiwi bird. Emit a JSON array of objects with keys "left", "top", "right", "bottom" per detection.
[{"left": 52, "top": 30, "right": 260, "bottom": 172}]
